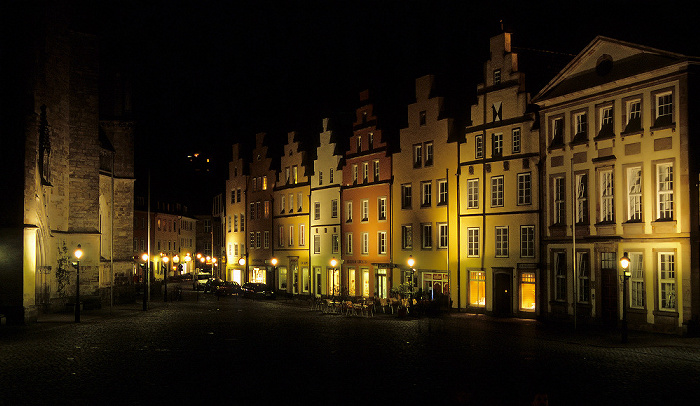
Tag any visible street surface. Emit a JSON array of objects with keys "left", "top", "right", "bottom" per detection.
[{"left": 2, "top": 288, "right": 700, "bottom": 405}]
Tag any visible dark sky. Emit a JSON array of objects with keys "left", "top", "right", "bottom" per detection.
[{"left": 24, "top": 1, "right": 700, "bottom": 212}]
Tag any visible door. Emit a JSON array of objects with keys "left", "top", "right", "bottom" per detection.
[
  {"left": 600, "top": 267, "right": 618, "bottom": 328},
  {"left": 493, "top": 271, "right": 512, "bottom": 317}
]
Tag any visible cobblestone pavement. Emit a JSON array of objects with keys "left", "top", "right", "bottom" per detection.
[{"left": 2, "top": 291, "right": 700, "bottom": 405}]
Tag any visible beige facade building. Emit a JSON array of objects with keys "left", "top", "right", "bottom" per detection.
[
  {"left": 310, "top": 118, "right": 343, "bottom": 296},
  {"left": 273, "top": 132, "right": 311, "bottom": 295},
  {"left": 534, "top": 36, "right": 700, "bottom": 333},
  {"left": 460, "top": 33, "right": 541, "bottom": 317},
  {"left": 224, "top": 144, "right": 248, "bottom": 284},
  {"left": 393, "top": 75, "right": 457, "bottom": 303}
]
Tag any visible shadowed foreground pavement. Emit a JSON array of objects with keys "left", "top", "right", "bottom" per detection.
[{"left": 2, "top": 291, "right": 700, "bottom": 405}]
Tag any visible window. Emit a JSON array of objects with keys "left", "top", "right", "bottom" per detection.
[
  {"left": 658, "top": 253, "right": 676, "bottom": 311},
  {"left": 493, "top": 69, "right": 501, "bottom": 85},
  {"left": 262, "top": 176, "right": 267, "bottom": 190},
  {"left": 237, "top": 189, "right": 241, "bottom": 202},
  {"left": 599, "top": 105, "right": 613, "bottom": 136},
  {"left": 413, "top": 144, "right": 423, "bottom": 168},
  {"left": 520, "top": 226, "right": 535, "bottom": 258},
  {"left": 331, "top": 234, "right": 339, "bottom": 254},
  {"left": 234, "top": 243, "right": 239, "bottom": 257},
  {"left": 495, "top": 226, "right": 508, "bottom": 257},
  {"left": 401, "top": 184, "right": 412, "bottom": 209},
  {"left": 626, "top": 99, "right": 642, "bottom": 132},
  {"left": 438, "top": 179, "right": 447, "bottom": 205},
  {"left": 346, "top": 201, "right": 353, "bottom": 223},
  {"left": 285, "top": 167, "right": 290, "bottom": 184},
  {"left": 425, "top": 142, "right": 433, "bottom": 166},
  {"left": 518, "top": 173, "right": 531, "bottom": 206},
  {"left": 577, "top": 252, "right": 590, "bottom": 303},
  {"left": 419, "top": 110, "right": 427, "bottom": 126},
  {"left": 264, "top": 231, "right": 269, "bottom": 249},
  {"left": 280, "top": 196, "right": 286, "bottom": 214},
  {"left": 491, "top": 176, "right": 504, "bottom": 207},
  {"left": 655, "top": 92, "right": 673, "bottom": 126},
  {"left": 421, "top": 181, "right": 432, "bottom": 207},
  {"left": 492, "top": 133, "right": 503, "bottom": 157},
  {"left": 252, "top": 177, "right": 257, "bottom": 191},
  {"left": 378, "top": 231, "right": 387, "bottom": 254},
  {"left": 357, "top": 135, "right": 362, "bottom": 152},
  {"left": 378, "top": 197, "right": 387, "bottom": 220},
  {"left": 348, "top": 269, "right": 356, "bottom": 296},
  {"left": 352, "top": 164, "right": 358, "bottom": 184},
  {"left": 278, "top": 226, "right": 284, "bottom": 247},
  {"left": 368, "top": 132, "right": 374, "bottom": 149},
  {"left": 520, "top": 272, "right": 536, "bottom": 311},
  {"left": 401, "top": 225, "right": 413, "bottom": 249},
  {"left": 363, "top": 162, "right": 369, "bottom": 183},
  {"left": 250, "top": 232, "right": 255, "bottom": 249},
  {"left": 600, "top": 170, "right": 614, "bottom": 223},
  {"left": 657, "top": 163, "right": 674, "bottom": 220},
  {"left": 575, "top": 173, "right": 588, "bottom": 224},
  {"left": 264, "top": 201, "right": 270, "bottom": 218},
  {"left": 512, "top": 128, "right": 521, "bottom": 154},
  {"left": 475, "top": 135, "right": 483, "bottom": 158},
  {"left": 346, "top": 233, "right": 353, "bottom": 254},
  {"left": 470, "top": 271, "right": 486, "bottom": 306},
  {"left": 313, "top": 234, "right": 321, "bottom": 254},
  {"left": 255, "top": 201, "right": 261, "bottom": 219},
  {"left": 361, "top": 233, "right": 369, "bottom": 254},
  {"left": 421, "top": 223, "right": 432, "bottom": 249},
  {"left": 438, "top": 223, "right": 448, "bottom": 249},
  {"left": 467, "top": 228, "right": 479, "bottom": 257},
  {"left": 297, "top": 192, "right": 302, "bottom": 211},
  {"left": 552, "top": 117, "right": 564, "bottom": 145},
  {"left": 299, "top": 224, "right": 305, "bottom": 246},
  {"left": 240, "top": 214, "right": 244, "bottom": 232},
  {"left": 256, "top": 231, "right": 261, "bottom": 249},
  {"left": 292, "top": 166, "right": 298, "bottom": 184},
  {"left": 331, "top": 200, "right": 338, "bottom": 218},
  {"left": 227, "top": 216, "right": 231, "bottom": 232},
  {"left": 203, "top": 219, "right": 211, "bottom": 232},
  {"left": 373, "top": 160, "right": 380, "bottom": 181},
  {"left": 230, "top": 190, "right": 235, "bottom": 204},
  {"left": 329, "top": 168, "right": 334, "bottom": 183},
  {"left": 319, "top": 171, "right": 323, "bottom": 185},
  {"left": 629, "top": 252, "right": 644, "bottom": 308},
  {"left": 627, "top": 167, "right": 642, "bottom": 221},
  {"left": 288, "top": 225, "right": 294, "bottom": 246},
  {"left": 361, "top": 199, "right": 369, "bottom": 221},
  {"left": 467, "top": 179, "right": 479, "bottom": 209},
  {"left": 553, "top": 176, "right": 565, "bottom": 225},
  {"left": 554, "top": 251, "right": 566, "bottom": 301},
  {"left": 574, "top": 112, "right": 587, "bottom": 140}
]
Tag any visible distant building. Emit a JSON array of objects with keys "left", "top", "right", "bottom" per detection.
[
  {"left": 0, "top": 9, "right": 134, "bottom": 323},
  {"left": 224, "top": 144, "right": 248, "bottom": 284}
]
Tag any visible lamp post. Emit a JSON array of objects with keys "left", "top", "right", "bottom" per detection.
[
  {"left": 162, "top": 254, "right": 169, "bottom": 302},
  {"left": 330, "top": 257, "right": 338, "bottom": 297},
  {"left": 407, "top": 255, "right": 416, "bottom": 299},
  {"left": 238, "top": 252, "right": 249, "bottom": 283},
  {"left": 270, "top": 257, "right": 278, "bottom": 292},
  {"left": 620, "top": 252, "right": 631, "bottom": 343},
  {"left": 141, "top": 253, "right": 149, "bottom": 311},
  {"left": 74, "top": 244, "right": 83, "bottom": 323}
]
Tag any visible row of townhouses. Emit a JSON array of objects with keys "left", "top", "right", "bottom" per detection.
[{"left": 223, "top": 33, "right": 700, "bottom": 334}]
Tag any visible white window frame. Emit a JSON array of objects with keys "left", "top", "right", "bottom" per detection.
[
  {"left": 421, "top": 223, "right": 432, "bottom": 249},
  {"left": 658, "top": 252, "right": 676, "bottom": 311},
  {"left": 492, "top": 132, "right": 503, "bottom": 157},
  {"left": 413, "top": 144, "right": 423, "bottom": 167},
  {"left": 288, "top": 225, "right": 294, "bottom": 246},
  {"left": 363, "top": 162, "right": 369, "bottom": 183},
  {"left": 331, "top": 234, "right": 339, "bottom": 254},
  {"left": 314, "top": 202, "right": 321, "bottom": 220},
  {"left": 401, "top": 225, "right": 412, "bottom": 249},
  {"left": 346, "top": 233, "right": 353, "bottom": 255},
  {"left": 475, "top": 135, "right": 483, "bottom": 158},
  {"left": 378, "top": 197, "right": 387, "bottom": 220},
  {"left": 575, "top": 112, "right": 587, "bottom": 136},
  {"left": 361, "top": 232, "right": 369, "bottom": 255},
  {"left": 629, "top": 252, "right": 644, "bottom": 308},
  {"left": 425, "top": 142, "right": 433, "bottom": 166},
  {"left": 353, "top": 164, "right": 358, "bottom": 183},
  {"left": 575, "top": 173, "right": 588, "bottom": 224},
  {"left": 491, "top": 176, "right": 504, "bottom": 207},
  {"left": 313, "top": 234, "right": 321, "bottom": 254},
  {"left": 512, "top": 127, "right": 521, "bottom": 154},
  {"left": 438, "top": 223, "right": 448, "bottom": 249},
  {"left": 299, "top": 224, "right": 305, "bottom": 246},
  {"left": 657, "top": 163, "right": 674, "bottom": 220},
  {"left": 627, "top": 167, "right": 642, "bottom": 221},
  {"left": 495, "top": 226, "right": 508, "bottom": 257},
  {"left": 467, "top": 228, "right": 480, "bottom": 257},
  {"left": 577, "top": 251, "right": 590, "bottom": 303},
  {"left": 467, "top": 179, "right": 479, "bottom": 209},
  {"left": 402, "top": 184, "right": 412, "bottom": 208},
  {"left": 361, "top": 199, "right": 369, "bottom": 221},
  {"left": 373, "top": 160, "right": 380, "bottom": 181},
  {"left": 600, "top": 170, "right": 614, "bottom": 223},
  {"left": 554, "top": 176, "right": 565, "bottom": 225},
  {"left": 421, "top": 181, "right": 432, "bottom": 207},
  {"left": 264, "top": 231, "right": 269, "bottom": 249},
  {"left": 517, "top": 172, "right": 531, "bottom": 206},
  {"left": 331, "top": 199, "right": 338, "bottom": 218},
  {"left": 345, "top": 201, "right": 353, "bottom": 223},
  {"left": 656, "top": 92, "right": 673, "bottom": 121},
  {"left": 438, "top": 179, "right": 447, "bottom": 205},
  {"left": 627, "top": 99, "right": 641, "bottom": 125},
  {"left": 520, "top": 225, "right": 535, "bottom": 258},
  {"left": 378, "top": 231, "right": 387, "bottom": 254}
]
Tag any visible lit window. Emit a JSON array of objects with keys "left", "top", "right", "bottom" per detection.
[
  {"left": 264, "top": 201, "right": 270, "bottom": 218},
  {"left": 657, "top": 163, "right": 674, "bottom": 220},
  {"left": 292, "top": 166, "right": 298, "bottom": 184},
  {"left": 520, "top": 272, "right": 536, "bottom": 311},
  {"left": 356, "top": 135, "right": 362, "bottom": 152},
  {"left": 469, "top": 271, "right": 485, "bottom": 306}
]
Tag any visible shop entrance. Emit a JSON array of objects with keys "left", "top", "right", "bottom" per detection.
[
  {"left": 493, "top": 269, "right": 512, "bottom": 317},
  {"left": 600, "top": 267, "right": 618, "bottom": 328}
]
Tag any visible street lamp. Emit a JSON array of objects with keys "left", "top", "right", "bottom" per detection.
[
  {"left": 620, "top": 252, "right": 631, "bottom": 343},
  {"left": 162, "top": 254, "right": 169, "bottom": 302},
  {"left": 330, "top": 257, "right": 338, "bottom": 297},
  {"left": 141, "top": 253, "right": 149, "bottom": 310},
  {"left": 73, "top": 244, "right": 83, "bottom": 323},
  {"left": 270, "top": 257, "right": 278, "bottom": 292},
  {"left": 407, "top": 255, "right": 416, "bottom": 300}
]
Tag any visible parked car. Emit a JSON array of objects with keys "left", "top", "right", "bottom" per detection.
[
  {"left": 193, "top": 273, "right": 212, "bottom": 291},
  {"left": 241, "top": 282, "right": 276, "bottom": 299},
  {"left": 215, "top": 281, "right": 241, "bottom": 297},
  {"left": 204, "top": 278, "right": 224, "bottom": 293}
]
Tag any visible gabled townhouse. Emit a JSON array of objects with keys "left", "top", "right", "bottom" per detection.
[
  {"left": 341, "top": 90, "right": 393, "bottom": 299},
  {"left": 459, "top": 33, "right": 541, "bottom": 317},
  {"left": 246, "top": 133, "right": 276, "bottom": 285},
  {"left": 224, "top": 143, "right": 248, "bottom": 284},
  {"left": 310, "top": 118, "right": 343, "bottom": 296},
  {"left": 393, "top": 75, "right": 457, "bottom": 305},
  {"left": 273, "top": 131, "right": 312, "bottom": 295},
  {"left": 533, "top": 36, "right": 700, "bottom": 333}
]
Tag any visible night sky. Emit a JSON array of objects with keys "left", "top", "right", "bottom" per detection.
[{"left": 9, "top": 0, "right": 698, "bottom": 213}]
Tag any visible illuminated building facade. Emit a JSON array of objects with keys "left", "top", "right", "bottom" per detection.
[
  {"left": 393, "top": 75, "right": 457, "bottom": 303},
  {"left": 224, "top": 144, "right": 248, "bottom": 284},
  {"left": 310, "top": 118, "right": 343, "bottom": 296},
  {"left": 341, "top": 91, "right": 393, "bottom": 298},
  {"left": 534, "top": 36, "right": 700, "bottom": 333},
  {"left": 273, "top": 132, "right": 311, "bottom": 295},
  {"left": 247, "top": 133, "right": 276, "bottom": 284},
  {"left": 460, "top": 33, "right": 541, "bottom": 317}
]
